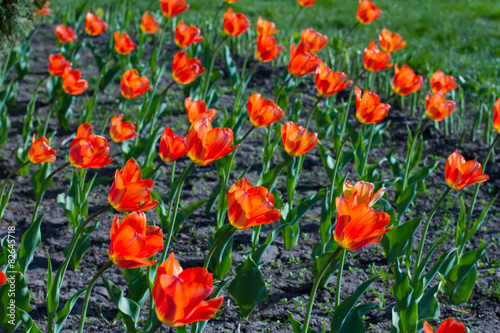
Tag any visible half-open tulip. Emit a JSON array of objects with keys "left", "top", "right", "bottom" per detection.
[
  {"left": 335, "top": 195, "right": 391, "bottom": 251},
  {"left": 85, "top": 12, "right": 107, "bottom": 36},
  {"left": 175, "top": 20, "right": 204, "bottom": 48},
  {"left": 69, "top": 123, "right": 113, "bottom": 169},
  {"left": 224, "top": 0, "right": 239, "bottom": 3},
  {"left": 315, "top": 62, "right": 352, "bottom": 98},
  {"left": 343, "top": 180, "right": 385, "bottom": 206},
  {"left": 227, "top": 179, "right": 281, "bottom": 230},
  {"left": 35, "top": 1, "right": 52, "bottom": 16},
  {"left": 256, "top": 35, "right": 284, "bottom": 63},
  {"left": 430, "top": 70, "right": 460, "bottom": 95},
  {"left": 28, "top": 135, "right": 56, "bottom": 164},
  {"left": 62, "top": 68, "right": 88, "bottom": 95},
  {"left": 153, "top": 253, "right": 223, "bottom": 327},
  {"left": 445, "top": 150, "right": 489, "bottom": 190},
  {"left": 357, "top": 0, "right": 382, "bottom": 24},
  {"left": 363, "top": 41, "right": 392, "bottom": 72},
  {"left": 159, "top": 127, "right": 188, "bottom": 163},
  {"left": 247, "top": 93, "right": 284, "bottom": 127},
  {"left": 185, "top": 98, "right": 216, "bottom": 123},
  {"left": 172, "top": 51, "right": 205, "bottom": 85},
  {"left": 108, "top": 159, "right": 159, "bottom": 212},
  {"left": 256, "top": 17, "right": 278, "bottom": 36},
  {"left": 55, "top": 24, "right": 77, "bottom": 44},
  {"left": 423, "top": 318, "right": 465, "bottom": 333},
  {"left": 298, "top": 0, "right": 315, "bottom": 7},
  {"left": 108, "top": 212, "right": 163, "bottom": 269},
  {"left": 223, "top": 8, "right": 251, "bottom": 37},
  {"left": 48, "top": 53, "right": 71, "bottom": 76},
  {"left": 114, "top": 31, "right": 136, "bottom": 54},
  {"left": 121, "top": 69, "right": 152, "bottom": 99},
  {"left": 425, "top": 92, "right": 455, "bottom": 121},
  {"left": 355, "top": 86, "right": 390, "bottom": 124},
  {"left": 493, "top": 98, "right": 500, "bottom": 134},
  {"left": 378, "top": 28, "right": 406, "bottom": 53},
  {"left": 0, "top": 271, "right": 6, "bottom": 287},
  {"left": 160, "top": 0, "right": 189, "bottom": 18},
  {"left": 140, "top": 11, "right": 159, "bottom": 34},
  {"left": 186, "top": 114, "right": 238, "bottom": 166},
  {"left": 301, "top": 28, "right": 328, "bottom": 53},
  {"left": 288, "top": 42, "right": 321, "bottom": 78},
  {"left": 110, "top": 114, "right": 137, "bottom": 143},
  {"left": 281, "top": 121, "right": 318, "bottom": 157},
  {"left": 392, "top": 64, "right": 423, "bottom": 96}
]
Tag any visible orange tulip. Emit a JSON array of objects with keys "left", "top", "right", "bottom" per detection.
[
  {"left": 392, "top": 64, "right": 424, "bottom": 96},
  {"left": 425, "top": 92, "right": 455, "bottom": 122},
  {"left": 28, "top": 134, "right": 56, "bottom": 164},
  {"left": 69, "top": 123, "right": 113, "bottom": 169},
  {"left": 110, "top": 114, "right": 137, "bottom": 143},
  {"left": 108, "top": 212, "right": 163, "bottom": 269},
  {"left": 298, "top": 0, "right": 315, "bottom": 7},
  {"left": 227, "top": 178, "right": 281, "bottom": 230},
  {"left": 223, "top": 8, "right": 251, "bottom": 37},
  {"left": 445, "top": 150, "right": 489, "bottom": 190},
  {"left": 493, "top": 98, "right": 500, "bottom": 134},
  {"left": 62, "top": 68, "right": 88, "bottom": 95},
  {"left": 343, "top": 180, "right": 385, "bottom": 206},
  {"left": 85, "top": 12, "right": 107, "bottom": 36},
  {"left": 186, "top": 114, "right": 238, "bottom": 166},
  {"left": 288, "top": 42, "right": 321, "bottom": 78},
  {"left": 114, "top": 31, "right": 136, "bottom": 55},
  {"left": 120, "top": 69, "right": 152, "bottom": 99},
  {"left": 159, "top": 0, "right": 189, "bottom": 18},
  {"left": 153, "top": 253, "right": 223, "bottom": 327},
  {"left": 355, "top": 86, "right": 390, "bottom": 124},
  {"left": 256, "top": 34, "right": 284, "bottom": 63},
  {"left": 55, "top": 24, "right": 77, "bottom": 44},
  {"left": 48, "top": 53, "right": 71, "bottom": 77},
  {"left": 108, "top": 159, "right": 159, "bottom": 212},
  {"left": 140, "top": 11, "right": 159, "bottom": 34},
  {"left": 247, "top": 93, "right": 284, "bottom": 127},
  {"left": 357, "top": 0, "right": 382, "bottom": 25},
  {"left": 172, "top": 51, "right": 205, "bottom": 85},
  {"left": 185, "top": 97, "right": 217, "bottom": 123},
  {"left": 280, "top": 121, "right": 318, "bottom": 157},
  {"left": 0, "top": 271, "right": 5, "bottom": 287},
  {"left": 378, "top": 28, "right": 406, "bottom": 53},
  {"left": 256, "top": 17, "right": 278, "bottom": 36},
  {"left": 363, "top": 40, "right": 393, "bottom": 72},
  {"left": 315, "top": 62, "right": 352, "bottom": 98},
  {"left": 35, "top": 1, "right": 52, "bottom": 16},
  {"left": 301, "top": 28, "right": 328, "bottom": 53},
  {"left": 159, "top": 127, "right": 188, "bottom": 163},
  {"left": 430, "top": 70, "right": 460, "bottom": 95},
  {"left": 175, "top": 20, "right": 204, "bottom": 48},
  {"left": 224, "top": 0, "right": 239, "bottom": 3},
  {"left": 423, "top": 318, "right": 465, "bottom": 333}
]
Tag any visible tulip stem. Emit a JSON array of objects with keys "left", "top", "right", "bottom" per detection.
[
  {"left": 290, "top": 7, "right": 303, "bottom": 30},
  {"left": 147, "top": 161, "right": 166, "bottom": 179},
  {"left": 236, "top": 125, "right": 255, "bottom": 145},
  {"left": 204, "top": 225, "right": 235, "bottom": 269},
  {"left": 43, "top": 92, "right": 64, "bottom": 136},
  {"left": 202, "top": 36, "right": 228, "bottom": 100},
  {"left": 335, "top": 249, "right": 346, "bottom": 307},
  {"left": 302, "top": 246, "right": 343, "bottom": 333},
  {"left": 1, "top": 161, "right": 29, "bottom": 201},
  {"left": 268, "top": 154, "right": 293, "bottom": 192},
  {"left": 78, "top": 260, "right": 113, "bottom": 333},
  {"left": 275, "top": 75, "right": 293, "bottom": 104},
  {"left": 385, "top": 92, "right": 397, "bottom": 105},
  {"left": 148, "top": 320, "right": 163, "bottom": 333},
  {"left": 100, "top": 97, "right": 126, "bottom": 136},
  {"left": 305, "top": 98, "right": 322, "bottom": 129},
  {"left": 343, "top": 22, "right": 360, "bottom": 45},
  {"left": 340, "top": 121, "right": 361, "bottom": 147},
  {"left": 359, "top": 124, "right": 375, "bottom": 177}
]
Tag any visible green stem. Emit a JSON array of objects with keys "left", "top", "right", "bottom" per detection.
[
  {"left": 202, "top": 36, "right": 228, "bottom": 100},
  {"left": 147, "top": 161, "right": 166, "bottom": 179},
  {"left": 43, "top": 92, "right": 64, "bottom": 136},
  {"left": 401, "top": 118, "right": 430, "bottom": 193},
  {"left": 100, "top": 97, "right": 126, "bottom": 135},
  {"left": 1, "top": 161, "right": 29, "bottom": 200},
  {"left": 359, "top": 124, "right": 375, "bottom": 177},
  {"left": 148, "top": 320, "right": 163, "bottom": 333},
  {"left": 343, "top": 22, "right": 360, "bottom": 44},
  {"left": 203, "top": 225, "right": 235, "bottom": 269},
  {"left": 290, "top": 7, "right": 303, "bottom": 30},
  {"left": 305, "top": 98, "right": 322, "bottom": 129},
  {"left": 335, "top": 249, "right": 346, "bottom": 307},
  {"left": 340, "top": 121, "right": 361, "bottom": 147},
  {"left": 275, "top": 76, "right": 293, "bottom": 103},
  {"left": 268, "top": 154, "right": 293, "bottom": 192},
  {"left": 236, "top": 126, "right": 255, "bottom": 145}
]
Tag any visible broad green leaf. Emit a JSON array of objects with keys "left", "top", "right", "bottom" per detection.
[
  {"left": 287, "top": 311, "right": 318, "bottom": 333},
  {"left": 54, "top": 289, "right": 86, "bottom": 333},
  {"left": 102, "top": 277, "right": 140, "bottom": 333},
  {"left": 207, "top": 224, "right": 236, "bottom": 280},
  {"left": 396, "top": 183, "right": 417, "bottom": 218},
  {"left": 18, "top": 214, "right": 44, "bottom": 275},
  {"left": 381, "top": 218, "right": 422, "bottom": 265}
]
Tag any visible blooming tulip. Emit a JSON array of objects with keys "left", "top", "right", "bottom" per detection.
[
  {"left": 120, "top": 69, "right": 152, "bottom": 99},
  {"left": 110, "top": 114, "right": 137, "bottom": 143},
  {"left": 108, "top": 212, "right": 163, "bottom": 269},
  {"left": 281, "top": 121, "right": 318, "bottom": 157},
  {"left": 298, "top": 0, "right": 315, "bottom": 7},
  {"left": 288, "top": 42, "right": 321, "bottom": 78},
  {"left": 28, "top": 135, "right": 56, "bottom": 164},
  {"left": 423, "top": 318, "right": 465, "bottom": 333},
  {"left": 224, "top": 0, "right": 239, "bottom": 3},
  {"left": 315, "top": 62, "right": 352, "bottom": 98},
  {"left": 55, "top": 24, "right": 77, "bottom": 44},
  {"left": 425, "top": 92, "right": 455, "bottom": 122},
  {"left": 172, "top": 51, "right": 205, "bottom": 85},
  {"left": 0, "top": 271, "right": 6, "bottom": 287},
  {"left": 62, "top": 68, "right": 88, "bottom": 95},
  {"left": 343, "top": 180, "right": 385, "bottom": 206},
  {"left": 356, "top": 0, "right": 382, "bottom": 25},
  {"left": 48, "top": 53, "right": 71, "bottom": 77},
  {"left": 430, "top": 70, "right": 460, "bottom": 95},
  {"left": 35, "top": 1, "right": 52, "bottom": 16},
  {"left": 175, "top": 20, "right": 204, "bottom": 48},
  {"left": 140, "top": 11, "right": 159, "bottom": 34},
  {"left": 444, "top": 150, "right": 489, "bottom": 190},
  {"left": 223, "top": 8, "right": 251, "bottom": 37},
  {"left": 363, "top": 41, "right": 393, "bottom": 72},
  {"left": 247, "top": 93, "right": 284, "bottom": 127},
  {"left": 69, "top": 123, "right": 113, "bottom": 169},
  {"left": 493, "top": 98, "right": 500, "bottom": 134},
  {"left": 392, "top": 64, "right": 423, "bottom": 96},
  {"left": 185, "top": 97, "right": 216, "bottom": 123},
  {"left": 256, "top": 35, "right": 284, "bottom": 63},
  {"left": 256, "top": 17, "right": 278, "bottom": 36},
  {"left": 85, "top": 12, "right": 107, "bottom": 36},
  {"left": 159, "top": 127, "right": 188, "bottom": 163},
  {"left": 378, "top": 28, "right": 406, "bottom": 53},
  {"left": 355, "top": 86, "right": 390, "bottom": 124},
  {"left": 159, "top": 0, "right": 189, "bottom": 18},
  {"left": 301, "top": 28, "right": 328, "bottom": 53},
  {"left": 114, "top": 31, "right": 136, "bottom": 55}
]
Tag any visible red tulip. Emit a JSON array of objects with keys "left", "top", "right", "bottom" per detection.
[
  {"left": 392, "top": 64, "right": 423, "bottom": 96},
  {"left": 110, "top": 114, "right": 137, "bottom": 143},
  {"left": 355, "top": 86, "right": 390, "bottom": 124},
  {"left": 425, "top": 92, "right": 455, "bottom": 122},
  {"left": 48, "top": 53, "right": 71, "bottom": 77},
  {"left": 343, "top": 180, "right": 385, "bottom": 206},
  {"left": 159, "top": 127, "right": 188, "bottom": 163},
  {"left": 0, "top": 271, "right": 6, "bottom": 287},
  {"left": 35, "top": 1, "right": 52, "bottom": 16},
  {"left": 140, "top": 11, "right": 159, "bottom": 34},
  {"left": 445, "top": 150, "right": 489, "bottom": 190},
  {"left": 378, "top": 28, "right": 406, "bottom": 53},
  {"left": 55, "top": 24, "right": 77, "bottom": 44},
  {"left": 185, "top": 97, "right": 216, "bottom": 123},
  {"left": 256, "top": 35, "right": 284, "bottom": 63},
  {"left": 223, "top": 8, "right": 251, "bottom": 37},
  {"left": 175, "top": 20, "right": 204, "bottom": 48},
  {"left": 315, "top": 61, "right": 352, "bottom": 98},
  {"left": 247, "top": 93, "right": 284, "bottom": 127},
  {"left": 28, "top": 135, "right": 56, "bottom": 164},
  {"left": 114, "top": 31, "right": 136, "bottom": 55},
  {"left": 301, "top": 28, "right": 328, "bottom": 53},
  {"left": 363, "top": 40, "right": 393, "bottom": 72},
  {"left": 69, "top": 123, "right": 113, "bottom": 169},
  {"left": 121, "top": 69, "right": 152, "bottom": 99},
  {"left": 281, "top": 121, "right": 318, "bottom": 157},
  {"left": 430, "top": 70, "right": 460, "bottom": 95},
  {"left": 493, "top": 98, "right": 500, "bottom": 134},
  {"left": 159, "top": 0, "right": 189, "bottom": 18},
  {"left": 298, "top": 0, "right": 315, "bottom": 7},
  {"left": 423, "top": 318, "right": 465, "bottom": 333},
  {"left": 357, "top": 0, "right": 382, "bottom": 25},
  {"left": 62, "top": 68, "right": 88, "bottom": 95},
  {"left": 172, "top": 51, "right": 205, "bottom": 85},
  {"left": 256, "top": 17, "right": 278, "bottom": 36},
  {"left": 288, "top": 42, "right": 321, "bottom": 78},
  {"left": 85, "top": 12, "right": 107, "bottom": 36}
]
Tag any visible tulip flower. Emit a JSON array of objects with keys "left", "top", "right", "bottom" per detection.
[
  {"left": 247, "top": 93, "right": 285, "bottom": 127},
  {"left": 55, "top": 24, "right": 77, "bottom": 44},
  {"left": 35, "top": 1, "right": 52, "bottom": 16},
  {"left": 430, "top": 70, "right": 460, "bottom": 95},
  {"left": 355, "top": 86, "right": 390, "bottom": 124},
  {"left": 159, "top": 127, "right": 188, "bottom": 163},
  {"left": 186, "top": 114, "right": 238, "bottom": 166},
  {"left": 108, "top": 212, "right": 163, "bottom": 269},
  {"left": 27, "top": 135, "right": 57, "bottom": 164},
  {"left": 69, "top": 123, "right": 113, "bottom": 169},
  {"left": 114, "top": 31, "right": 136, "bottom": 55},
  {"left": 108, "top": 159, "right": 159, "bottom": 212},
  {"left": 227, "top": 179, "right": 281, "bottom": 230},
  {"left": 363, "top": 41, "right": 393, "bottom": 72},
  {"left": 493, "top": 98, "right": 500, "bottom": 134},
  {"left": 301, "top": 28, "right": 328, "bottom": 53},
  {"left": 0, "top": 271, "right": 5, "bottom": 286},
  {"left": 175, "top": 20, "right": 204, "bottom": 48},
  {"left": 159, "top": 0, "right": 189, "bottom": 18},
  {"left": 423, "top": 318, "right": 465, "bottom": 333},
  {"left": 298, "top": 0, "right": 315, "bottom": 7},
  {"left": 48, "top": 53, "right": 71, "bottom": 77},
  {"left": 356, "top": 0, "right": 382, "bottom": 25},
  {"left": 140, "top": 11, "right": 159, "bottom": 34},
  {"left": 172, "top": 51, "right": 205, "bottom": 85},
  {"left": 378, "top": 28, "right": 406, "bottom": 53},
  {"left": 343, "top": 180, "right": 385, "bottom": 206},
  {"left": 280, "top": 121, "right": 318, "bottom": 157},
  {"left": 444, "top": 150, "right": 489, "bottom": 190},
  {"left": 425, "top": 92, "right": 456, "bottom": 122},
  {"left": 224, "top": 0, "right": 239, "bottom": 3},
  {"left": 120, "top": 69, "right": 152, "bottom": 99},
  {"left": 85, "top": 12, "right": 107, "bottom": 36},
  {"left": 110, "top": 114, "right": 137, "bottom": 143},
  {"left": 62, "top": 68, "right": 88, "bottom": 95},
  {"left": 288, "top": 42, "right": 321, "bottom": 78},
  {"left": 185, "top": 97, "right": 217, "bottom": 123},
  {"left": 256, "top": 17, "right": 279, "bottom": 36},
  {"left": 153, "top": 253, "right": 223, "bottom": 327},
  {"left": 256, "top": 35, "right": 284, "bottom": 63},
  {"left": 223, "top": 8, "right": 251, "bottom": 37},
  {"left": 392, "top": 64, "right": 424, "bottom": 96},
  {"left": 315, "top": 62, "right": 352, "bottom": 98}
]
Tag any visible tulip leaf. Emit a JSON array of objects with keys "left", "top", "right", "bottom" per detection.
[
  {"left": 395, "top": 183, "right": 417, "bottom": 220},
  {"left": 311, "top": 247, "right": 342, "bottom": 289},
  {"left": 391, "top": 262, "right": 418, "bottom": 333},
  {"left": 54, "top": 94, "right": 74, "bottom": 130},
  {"left": 407, "top": 161, "right": 439, "bottom": 187},
  {"left": 17, "top": 214, "right": 44, "bottom": 275},
  {"left": 99, "top": 64, "right": 121, "bottom": 91},
  {"left": 123, "top": 268, "right": 149, "bottom": 306},
  {"left": 16, "top": 307, "right": 42, "bottom": 333},
  {"left": 54, "top": 288, "right": 86, "bottom": 333},
  {"left": 174, "top": 198, "right": 209, "bottom": 236},
  {"left": 465, "top": 194, "right": 497, "bottom": 243},
  {"left": 283, "top": 223, "right": 300, "bottom": 250},
  {"left": 223, "top": 46, "right": 240, "bottom": 90},
  {"left": 208, "top": 224, "right": 236, "bottom": 280},
  {"left": 381, "top": 218, "right": 422, "bottom": 265},
  {"left": 102, "top": 277, "right": 140, "bottom": 333},
  {"left": 252, "top": 224, "right": 287, "bottom": 264},
  {"left": 0, "top": 184, "right": 13, "bottom": 220},
  {"left": 416, "top": 284, "right": 440, "bottom": 328},
  {"left": 287, "top": 311, "right": 318, "bottom": 333}
]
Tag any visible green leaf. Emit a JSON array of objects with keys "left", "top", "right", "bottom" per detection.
[
  {"left": 465, "top": 194, "right": 498, "bottom": 243},
  {"left": 54, "top": 289, "right": 86, "bottom": 333},
  {"left": 287, "top": 311, "right": 318, "bottom": 333},
  {"left": 207, "top": 224, "right": 236, "bottom": 280},
  {"left": 396, "top": 183, "right": 417, "bottom": 218},
  {"left": 223, "top": 46, "right": 240, "bottom": 90},
  {"left": 337, "top": 303, "right": 377, "bottom": 333},
  {"left": 102, "top": 277, "right": 140, "bottom": 333},
  {"left": 122, "top": 268, "right": 149, "bottom": 306},
  {"left": 18, "top": 214, "right": 44, "bottom": 275},
  {"left": 252, "top": 224, "right": 287, "bottom": 264},
  {"left": 0, "top": 184, "right": 14, "bottom": 220},
  {"left": 17, "top": 308, "right": 42, "bottom": 333},
  {"left": 381, "top": 218, "right": 422, "bottom": 265},
  {"left": 416, "top": 284, "right": 440, "bottom": 327},
  {"left": 174, "top": 198, "right": 209, "bottom": 236}
]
